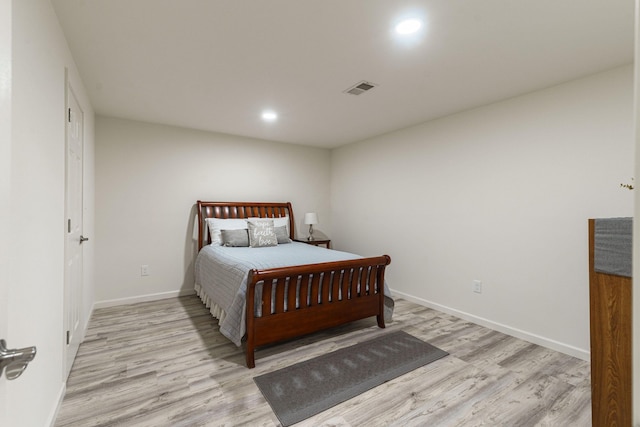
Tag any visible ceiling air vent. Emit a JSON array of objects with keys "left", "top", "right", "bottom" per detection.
[{"left": 343, "top": 80, "right": 378, "bottom": 96}]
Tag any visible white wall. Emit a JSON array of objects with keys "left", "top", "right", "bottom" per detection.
[
  {"left": 0, "top": 0, "right": 11, "bottom": 418},
  {"left": 7, "top": 0, "right": 95, "bottom": 425},
  {"left": 331, "top": 65, "right": 634, "bottom": 360},
  {"left": 94, "top": 117, "right": 331, "bottom": 304}
]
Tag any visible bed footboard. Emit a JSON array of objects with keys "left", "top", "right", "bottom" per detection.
[{"left": 245, "top": 255, "right": 391, "bottom": 368}]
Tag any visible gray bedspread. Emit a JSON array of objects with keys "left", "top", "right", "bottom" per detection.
[{"left": 194, "top": 242, "right": 393, "bottom": 346}]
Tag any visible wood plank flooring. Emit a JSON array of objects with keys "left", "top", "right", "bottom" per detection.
[{"left": 55, "top": 296, "right": 591, "bottom": 426}]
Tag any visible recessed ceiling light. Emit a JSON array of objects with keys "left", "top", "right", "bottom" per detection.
[
  {"left": 395, "top": 19, "right": 422, "bottom": 35},
  {"left": 261, "top": 110, "right": 278, "bottom": 122}
]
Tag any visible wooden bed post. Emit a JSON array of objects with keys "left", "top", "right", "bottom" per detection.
[
  {"left": 376, "top": 255, "right": 391, "bottom": 329},
  {"left": 246, "top": 269, "right": 258, "bottom": 369}
]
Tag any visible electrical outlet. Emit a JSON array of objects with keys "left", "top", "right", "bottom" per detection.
[
  {"left": 141, "top": 265, "right": 150, "bottom": 276},
  {"left": 473, "top": 280, "right": 482, "bottom": 294}
]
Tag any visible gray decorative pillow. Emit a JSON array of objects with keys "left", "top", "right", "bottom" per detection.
[
  {"left": 247, "top": 219, "right": 278, "bottom": 248},
  {"left": 221, "top": 229, "right": 250, "bottom": 247},
  {"left": 274, "top": 225, "right": 291, "bottom": 244}
]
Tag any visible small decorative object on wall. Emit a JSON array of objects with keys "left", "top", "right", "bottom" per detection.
[
  {"left": 304, "top": 212, "right": 318, "bottom": 241},
  {"left": 620, "top": 177, "right": 634, "bottom": 190}
]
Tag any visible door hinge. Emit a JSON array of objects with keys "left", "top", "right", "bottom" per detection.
[
  {"left": 68, "top": 108, "right": 71, "bottom": 123},
  {"left": 68, "top": 219, "right": 71, "bottom": 233},
  {"left": 66, "top": 330, "right": 70, "bottom": 345}
]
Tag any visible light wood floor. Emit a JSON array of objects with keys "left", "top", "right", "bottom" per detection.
[{"left": 55, "top": 295, "right": 591, "bottom": 426}]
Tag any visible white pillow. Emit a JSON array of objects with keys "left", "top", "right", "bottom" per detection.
[
  {"left": 248, "top": 216, "right": 290, "bottom": 236},
  {"left": 205, "top": 218, "right": 248, "bottom": 246}
]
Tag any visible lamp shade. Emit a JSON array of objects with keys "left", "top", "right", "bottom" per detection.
[{"left": 304, "top": 212, "right": 318, "bottom": 225}]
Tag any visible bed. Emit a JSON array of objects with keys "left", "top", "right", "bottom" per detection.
[{"left": 194, "top": 201, "right": 392, "bottom": 368}]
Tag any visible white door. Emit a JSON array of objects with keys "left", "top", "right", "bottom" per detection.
[
  {"left": 0, "top": 0, "right": 11, "bottom": 414},
  {"left": 64, "top": 84, "right": 84, "bottom": 378}
]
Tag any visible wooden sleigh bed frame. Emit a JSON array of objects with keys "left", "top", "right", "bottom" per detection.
[{"left": 196, "top": 201, "right": 391, "bottom": 368}]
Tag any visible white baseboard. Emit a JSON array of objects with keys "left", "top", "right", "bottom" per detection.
[
  {"left": 92, "top": 288, "right": 590, "bottom": 361},
  {"left": 48, "top": 382, "right": 66, "bottom": 427},
  {"left": 94, "top": 289, "right": 195, "bottom": 309},
  {"left": 391, "top": 289, "right": 590, "bottom": 362}
]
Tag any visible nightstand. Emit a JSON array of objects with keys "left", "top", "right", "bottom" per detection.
[{"left": 294, "top": 238, "right": 331, "bottom": 249}]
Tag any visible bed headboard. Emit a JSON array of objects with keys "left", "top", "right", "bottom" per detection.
[{"left": 196, "top": 201, "right": 295, "bottom": 250}]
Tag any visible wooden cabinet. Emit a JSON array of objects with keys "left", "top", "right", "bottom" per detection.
[{"left": 588, "top": 219, "right": 632, "bottom": 427}]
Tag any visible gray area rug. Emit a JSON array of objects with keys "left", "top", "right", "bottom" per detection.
[{"left": 253, "top": 330, "right": 448, "bottom": 426}]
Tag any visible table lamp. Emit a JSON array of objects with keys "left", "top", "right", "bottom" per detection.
[{"left": 304, "top": 212, "right": 318, "bottom": 241}]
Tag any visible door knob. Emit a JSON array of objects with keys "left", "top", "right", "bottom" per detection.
[
  {"left": 0, "top": 339, "right": 36, "bottom": 380},
  {"left": 80, "top": 235, "right": 89, "bottom": 244}
]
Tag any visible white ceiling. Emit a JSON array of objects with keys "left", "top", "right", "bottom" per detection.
[{"left": 51, "top": 0, "right": 634, "bottom": 148}]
